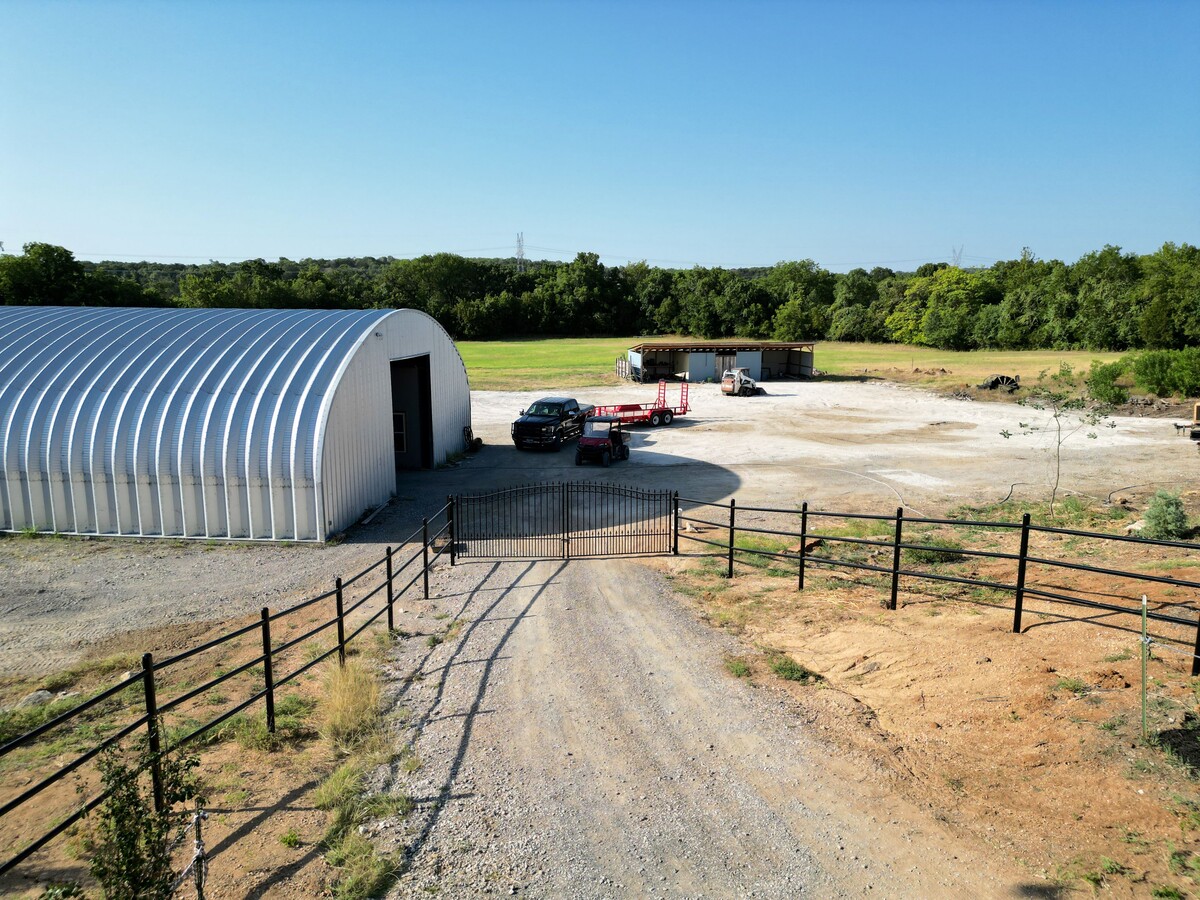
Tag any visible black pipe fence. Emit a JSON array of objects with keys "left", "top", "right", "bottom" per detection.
[
  {"left": 677, "top": 497, "right": 1200, "bottom": 675},
  {"left": 0, "top": 503, "right": 451, "bottom": 881}
]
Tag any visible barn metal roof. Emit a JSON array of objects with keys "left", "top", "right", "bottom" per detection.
[{"left": 0, "top": 306, "right": 394, "bottom": 538}]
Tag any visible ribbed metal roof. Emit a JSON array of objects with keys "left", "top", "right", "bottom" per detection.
[{"left": 0, "top": 306, "right": 396, "bottom": 539}]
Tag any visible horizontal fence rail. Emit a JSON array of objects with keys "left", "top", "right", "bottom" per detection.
[
  {"left": 0, "top": 503, "right": 452, "bottom": 880},
  {"left": 677, "top": 496, "right": 1200, "bottom": 675}
]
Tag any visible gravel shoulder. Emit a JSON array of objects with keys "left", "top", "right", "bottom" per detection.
[{"left": 380, "top": 557, "right": 1023, "bottom": 898}]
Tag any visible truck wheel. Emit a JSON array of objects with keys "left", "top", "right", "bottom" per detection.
[
  {"left": 601, "top": 449, "right": 611, "bottom": 468},
  {"left": 650, "top": 412, "right": 662, "bottom": 427},
  {"left": 552, "top": 435, "right": 562, "bottom": 451},
  {"left": 662, "top": 411, "right": 674, "bottom": 425}
]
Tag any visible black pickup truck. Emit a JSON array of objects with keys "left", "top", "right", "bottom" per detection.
[{"left": 511, "top": 397, "right": 595, "bottom": 450}]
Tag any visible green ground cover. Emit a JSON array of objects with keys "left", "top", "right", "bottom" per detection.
[{"left": 457, "top": 337, "right": 1125, "bottom": 392}]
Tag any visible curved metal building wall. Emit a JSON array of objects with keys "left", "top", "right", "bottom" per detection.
[{"left": 0, "top": 307, "right": 471, "bottom": 541}]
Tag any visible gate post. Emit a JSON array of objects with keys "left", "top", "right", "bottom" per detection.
[
  {"left": 889, "top": 507, "right": 904, "bottom": 610},
  {"left": 447, "top": 495, "right": 456, "bottom": 566},
  {"left": 727, "top": 498, "right": 737, "bottom": 579},
  {"left": 562, "top": 482, "right": 570, "bottom": 561},
  {"left": 798, "top": 501, "right": 808, "bottom": 591},
  {"left": 1012, "top": 513, "right": 1030, "bottom": 633},
  {"left": 672, "top": 491, "right": 680, "bottom": 556}
]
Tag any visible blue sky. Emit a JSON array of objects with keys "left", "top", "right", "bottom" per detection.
[{"left": 2, "top": 0, "right": 1196, "bottom": 271}]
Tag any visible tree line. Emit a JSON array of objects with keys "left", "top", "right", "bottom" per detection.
[{"left": 1, "top": 241, "right": 1197, "bottom": 351}]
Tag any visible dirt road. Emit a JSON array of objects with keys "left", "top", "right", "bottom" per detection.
[{"left": 382, "top": 557, "right": 1027, "bottom": 898}]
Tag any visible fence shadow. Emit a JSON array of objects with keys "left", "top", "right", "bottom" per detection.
[{"left": 397, "top": 560, "right": 566, "bottom": 875}]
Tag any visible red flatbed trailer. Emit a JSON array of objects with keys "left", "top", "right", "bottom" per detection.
[{"left": 590, "top": 380, "right": 690, "bottom": 426}]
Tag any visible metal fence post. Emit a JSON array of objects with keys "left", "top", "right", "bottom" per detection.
[
  {"left": 727, "top": 498, "right": 737, "bottom": 579},
  {"left": 1012, "top": 513, "right": 1031, "bottom": 633},
  {"left": 672, "top": 491, "right": 680, "bottom": 556},
  {"left": 260, "top": 608, "right": 275, "bottom": 733},
  {"left": 1192, "top": 615, "right": 1200, "bottom": 678},
  {"left": 141, "top": 652, "right": 165, "bottom": 813},
  {"left": 422, "top": 519, "right": 430, "bottom": 601},
  {"left": 889, "top": 507, "right": 904, "bottom": 610},
  {"left": 335, "top": 577, "right": 346, "bottom": 666},
  {"left": 798, "top": 501, "right": 808, "bottom": 591},
  {"left": 385, "top": 546, "right": 394, "bottom": 633},
  {"left": 448, "top": 495, "right": 457, "bottom": 566}
]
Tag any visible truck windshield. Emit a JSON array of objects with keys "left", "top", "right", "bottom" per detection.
[{"left": 526, "top": 402, "right": 563, "bottom": 416}]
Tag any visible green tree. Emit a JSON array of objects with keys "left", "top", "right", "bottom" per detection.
[{"left": 0, "top": 242, "right": 86, "bottom": 305}]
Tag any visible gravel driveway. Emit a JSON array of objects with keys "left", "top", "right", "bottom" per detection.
[{"left": 380, "top": 557, "right": 1021, "bottom": 898}]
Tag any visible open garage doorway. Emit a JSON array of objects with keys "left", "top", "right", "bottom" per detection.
[{"left": 390, "top": 356, "right": 433, "bottom": 469}]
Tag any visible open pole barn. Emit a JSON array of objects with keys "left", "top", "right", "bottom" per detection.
[{"left": 0, "top": 306, "right": 471, "bottom": 542}]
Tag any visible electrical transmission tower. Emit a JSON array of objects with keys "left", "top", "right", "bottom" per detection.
[
  {"left": 951, "top": 245, "right": 963, "bottom": 267},
  {"left": 515, "top": 232, "right": 525, "bottom": 273}
]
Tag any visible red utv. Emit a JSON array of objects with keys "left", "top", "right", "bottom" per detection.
[{"left": 575, "top": 416, "right": 630, "bottom": 467}]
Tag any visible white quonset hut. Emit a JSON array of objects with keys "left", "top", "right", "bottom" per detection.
[{"left": 0, "top": 306, "right": 471, "bottom": 542}]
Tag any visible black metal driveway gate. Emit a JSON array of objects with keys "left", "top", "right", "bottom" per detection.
[{"left": 452, "top": 482, "right": 675, "bottom": 560}]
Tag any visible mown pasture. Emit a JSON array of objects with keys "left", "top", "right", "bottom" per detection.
[{"left": 457, "top": 338, "right": 1124, "bottom": 391}]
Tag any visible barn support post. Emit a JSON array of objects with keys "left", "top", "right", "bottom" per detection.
[
  {"left": 672, "top": 491, "right": 680, "bottom": 556},
  {"left": 385, "top": 546, "right": 394, "bottom": 633},
  {"left": 422, "top": 520, "right": 430, "bottom": 601},
  {"left": 889, "top": 508, "right": 904, "bottom": 611},
  {"left": 141, "top": 652, "right": 165, "bottom": 813},
  {"left": 260, "top": 608, "right": 275, "bottom": 733},
  {"left": 727, "top": 498, "right": 737, "bottom": 579},
  {"left": 1012, "top": 513, "right": 1031, "bottom": 633},
  {"left": 798, "top": 501, "right": 808, "bottom": 591},
  {"left": 335, "top": 577, "right": 346, "bottom": 666}
]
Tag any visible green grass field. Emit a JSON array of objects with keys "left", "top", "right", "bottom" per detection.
[{"left": 456, "top": 337, "right": 1124, "bottom": 391}]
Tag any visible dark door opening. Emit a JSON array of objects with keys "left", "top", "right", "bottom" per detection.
[{"left": 390, "top": 356, "right": 433, "bottom": 469}]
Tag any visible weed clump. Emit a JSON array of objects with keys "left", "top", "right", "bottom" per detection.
[
  {"left": 767, "top": 654, "right": 822, "bottom": 684},
  {"left": 320, "top": 659, "right": 381, "bottom": 753}
]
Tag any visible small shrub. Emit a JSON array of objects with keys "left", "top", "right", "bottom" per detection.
[
  {"left": 1152, "top": 886, "right": 1186, "bottom": 899},
  {"left": 85, "top": 735, "right": 202, "bottom": 900},
  {"left": 724, "top": 657, "right": 751, "bottom": 678},
  {"left": 1144, "top": 491, "right": 1189, "bottom": 541},
  {"left": 320, "top": 660, "right": 381, "bottom": 752},
  {"left": 903, "top": 537, "right": 967, "bottom": 565},
  {"left": 1087, "top": 359, "right": 1130, "bottom": 405},
  {"left": 279, "top": 828, "right": 302, "bottom": 848},
  {"left": 767, "top": 654, "right": 822, "bottom": 684}
]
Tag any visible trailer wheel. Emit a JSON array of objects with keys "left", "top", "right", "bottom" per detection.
[
  {"left": 662, "top": 411, "right": 674, "bottom": 425},
  {"left": 650, "top": 412, "right": 662, "bottom": 427}
]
